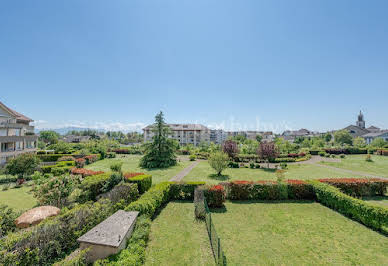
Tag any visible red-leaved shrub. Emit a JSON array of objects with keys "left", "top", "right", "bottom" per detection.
[
  {"left": 71, "top": 168, "right": 104, "bottom": 178},
  {"left": 205, "top": 185, "right": 226, "bottom": 208},
  {"left": 124, "top": 172, "right": 145, "bottom": 179}
]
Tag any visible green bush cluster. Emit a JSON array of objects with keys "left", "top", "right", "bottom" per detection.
[
  {"left": 0, "top": 183, "right": 138, "bottom": 266},
  {"left": 125, "top": 182, "right": 171, "bottom": 217},
  {"left": 41, "top": 161, "right": 75, "bottom": 174},
  {"left": 189, "top": 154, "right": 196, "bottom": 161},
  {"left": 0, "top": 205, "right": 19, "bottom": 238},
  {"left": 311, "top": 181, "right": 388, "bottom": 233},
  {"left": 227, "top": 181, "right": 315, "bottom": 200},
  {"left": 125, "top": 174, "right": 152, "bottom": 194},
  {"left": 273, "top": 157, "right": 296, "bottom": 163},
  {"left": 77, "top": 173, "right": 119, "bottom": 203},
  {"left": 234, "top": 154, "right": 259, "bottom": 163},
  {"left": 38, "top": 154, "right": 73, "bottom": 162},
  {"left": 169, "top": 181, "right": 206, "bottom": 200}
]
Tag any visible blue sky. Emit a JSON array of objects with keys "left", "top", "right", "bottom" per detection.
[{"left": 1, "top": 0, "right": 388, "bottom": 133}]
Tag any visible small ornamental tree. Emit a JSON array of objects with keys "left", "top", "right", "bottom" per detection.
[
  {"left": 222, "top": 140, "right": 239, "bottom": 159},
  {"left": 139, "top": 111, "right": 177, "bottom": 168},
  {"left": 334, "top": 130, "right": 353, "bottom": 146},
  {"left": 208, "top": 151, "right": 229, "bottom": 176},
  {"left": 257, "top": 142, "right": 279, "bottom": 168},
  {"left": 6, "top": 153, "right": 41, "bottom": 179}
]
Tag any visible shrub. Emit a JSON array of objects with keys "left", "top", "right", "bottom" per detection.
[
  {"left": 84, "top": 155, "right": 99, "bottom": 165},
  {"left": 330, "top": 154, "right": 336, "bottom": 158},
  {"left": 205, "top": 185, "right": 225, "bottom": 208},
  {"left": 249, "top": 162, "right": 255, "bottom": 169},
  {"left": 318, "top": 178, "right": 388, "bottom": 197},
  {"left": 318, "top": 151, "right": 326, "bottom": 157},
  {"left": 365, "top": 154, "right": 373, "bottom": 162},
  {"left": 33, "top": 175, "right": 83, "bottom": 207},
  {"left": 110, "top": 162, "right": 123, "bottom": 172},
  {"left": 311, "top": 181, "right": 388, "bottom": 233},
  {"left": 51, "top": 166, "right": 72, "bottom": 176},
  {"left": 169, "top": 182, "right": 206, "bottom": 200},
  {"left": 102, "top": 172, "right": 123, "bottom": 194},
  {"left": 75, "top": 158, "right": 86, "bottom": 168},
  {"left": 340, "top": 154, "right": 346, "bottom": 158},
  {"left": 235, "top": 154, "right": 259, "bottom": 163},
  {"left": 228, "top": 180, "right": 314, "bottom": 200},
  {"left": 78, "top": 173, "right": 112, "bottom": 202},
  {"left": 124, "top": 174, "right": 152, "bottom": 194},
  {"left": 0, "top": 205, "right": 18, "bottom": 238},
  {"left": 222, "top": 140, "right": 239, "bottom": 159},
  {"left": 106, "top": 152, "right": 116, "bottom": 158},
  {"left": 189, "top": 154, "right": 196, "bottom": 161},
  {"left": 70, "top": 168, "right": 104, "bottom": 178},
  {"left": 58, "top": 156, "right": 75, "bottom": 162},
  {"left": 38, "top": 154, "right": 72, "bottom": 162},
  {"left": 255, "top": 164, "right": 261, "bottom": 169},
  {"left": 195, "top": 152, "right": 209, "bottom": 160},
  {"left": 324, "top": 153, "right": 330, "bottom": 158},
  {"left": 228, "top": 161, "right": 239, "bottom": 168},
  {"left": 273, "top": 157, "right": 296, "bottom": 163},
  {"left": 125, "top": 182, "right": 171, "bottom": 217}
]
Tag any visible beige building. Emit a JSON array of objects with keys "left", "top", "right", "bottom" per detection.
[
  {"left": 0, "top": 101, "right": 38, "bottom": 165},
  {"left": 143, "top": 124, "right": 210, "bottom": 146}
]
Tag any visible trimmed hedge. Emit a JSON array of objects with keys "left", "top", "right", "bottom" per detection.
[
  {"left": 169, "top": 181, "right": 206, "bottom": 200},
  {"left": 311, "top": 181, "right": 388, "bottom": 233},
  {"left": 125, "top": 182, "right": 171, "bottom": 217},
  {"left": 0, "top": 183, "right": 138, "bottom": 266},
  {"left": 124, "top": 174, "right": 152, "bottom": 194},
  {"left": 77, "top": 173, "right": 115, "bottom": 202},
  {"left": 38, "top": 154, "right": 101, "bottom": 162},
  {"left": 319, "top": 178, "right": 388, "bottom": 197},
  {"left": 205, "top": 185, "right": 226, "bottom": 207},
  {"left": 226, "top": 180, "right": 315, "bottom": 200},
  {"left": 324, "top": 148, "right": 367, "bottom": 155}
]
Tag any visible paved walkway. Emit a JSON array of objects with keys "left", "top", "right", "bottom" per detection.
[{"left": 169, "top": 161, "right": 200, "bottom": 182}]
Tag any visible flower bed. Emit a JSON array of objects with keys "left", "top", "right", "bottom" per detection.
[{"left": 70, "top": 168, "right": 104, "bottom": 177}]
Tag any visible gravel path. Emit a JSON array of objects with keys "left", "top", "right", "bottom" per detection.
[{"left": 169, "top": 161, "right": 200, "bottom": 182}]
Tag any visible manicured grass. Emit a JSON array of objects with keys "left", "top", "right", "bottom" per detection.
[
  {"left": 144, "top": 201, "right": 214, "bottom": 266},
  {"left": 183, "top": 161, "right": 363, "bottom": 184},
  {"left": 0, "top": 185, "right": 37, "bottom": 211},
  {"left": 210, "top": 201, "right": 388, "bottom": 265},
  {"left": 319, "top": 155, "right": 388, "bottom": 177},
  {"left": 86, "top": 155, "right": 192, "bottom": 184}
]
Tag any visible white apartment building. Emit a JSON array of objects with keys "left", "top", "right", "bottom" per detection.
[
  {"left": 143, "top": 124, "right": 210, "bottom": 146},
  {"left": 0, "top": 101, "right": 38, "bottom": 165}
]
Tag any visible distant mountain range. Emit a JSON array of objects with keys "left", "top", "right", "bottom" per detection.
[{"left": 35, "top": 127, "right": 106, "bottom": 135}]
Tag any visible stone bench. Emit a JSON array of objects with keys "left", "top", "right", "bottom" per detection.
[{"left": 77, "top": 210, "right": 139, "bottom": 263}]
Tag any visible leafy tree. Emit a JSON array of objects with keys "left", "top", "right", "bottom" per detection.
[
  {"left": 370, "top": 138, "right": 387, "bottom": 148},
  {"left": 48, "top": 141, "right": 73, "bottom": 154},
  {"left": 334, "top": 130, "right": 353, "bottom": 145},
  {"left": 222, "top": 140, "right": 239, "bottom": 159},
  {"left": 139, "top": 112, "right": 177, "bottom": 168},
  {"left": 324, "top": 133, "right": 332, "bottom": 142},
  {"left": 255, "top": 135, "right": 263, "bottom": 143},
  {"left": 208, "top": 151, "right": 229, "bottom": 176},
  {"left": 257, "top": 142, "right": 279, "bottom": 168},
  {"left": 0, "top": 205, "right": 18, "bottom": 238},
  {"left": 6, "top": 153, "right": 41, "bottom": 179},
  {"left": 39, "top": 130, "right": 60, "bottom": 144},
  {"left": 353, "top": 137, "right": 366, "bottom": 148}
]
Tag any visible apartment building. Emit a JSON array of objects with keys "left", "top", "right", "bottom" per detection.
[
  {"left": 0, "top": 102, "right": 38, "bottom": 165},
  {"left": 210, "top": 129, "right": 227, "bottom": 144},
  {"left": 143, "top": 124, "right": 210, "bottom": 146},
  {"left": 226, "top": 130, "right": 275, "bottom": 142}
]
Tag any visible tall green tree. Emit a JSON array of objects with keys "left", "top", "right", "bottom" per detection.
[
  {"left": 39, "top": 130, "right": 60, "bottom": 144},
  {"left": 140, "top": 112, "right": 177, "bottom": 168},
  {"left": 334, "top": 130, "right": 353, "bottom": 146},
  {"left": 6, "top": 153, "right": 41, "bottom": 179}
]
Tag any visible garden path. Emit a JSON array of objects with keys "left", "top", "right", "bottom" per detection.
[{"left": 169, "top": 161, "right": 200, "bottom": 182}]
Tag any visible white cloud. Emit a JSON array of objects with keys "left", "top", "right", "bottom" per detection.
[{"left": 34, "top": 120, "right": 146, "bottom": 132}]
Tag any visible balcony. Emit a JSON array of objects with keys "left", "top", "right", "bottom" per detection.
[{"left": 0, "top": 135, "right": 38, "bottom": 142}]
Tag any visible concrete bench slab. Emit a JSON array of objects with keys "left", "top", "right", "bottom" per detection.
[{"left": 77, "top": 210, "right": 139, "bottom": 262}]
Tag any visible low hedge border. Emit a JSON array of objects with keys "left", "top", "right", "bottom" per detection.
[
  {"left": 311, "top": 181, "right": 388, "bottom": 233},
  {"left": 124, "top": 174, "right": 152, "bottom": 194},
  {"left": 319, "top": 178, "right": 388, "bottom": 197},
  {"left": 169, "top": 181, "right": 206, "bottom": 200}
]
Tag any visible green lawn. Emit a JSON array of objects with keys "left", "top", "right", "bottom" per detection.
[
  {"left": 210, "top": 201, "right": 388, "bottom": 265},
  {"left": 319, "top": 155, "right": 388, "bottom": 178},
  {"left": 183, "top": 161, "right": 363, "bottom": 184},
  {"left": 0, "top": 185, "right": 37, "bottom": 211},
  {"left": 144, "top": 202, "right": 214, "bottom": 266},
  {"left": 86, "top": 155, "right": 192, "bottom": 184}
]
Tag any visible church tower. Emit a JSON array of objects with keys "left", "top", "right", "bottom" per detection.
[{"left": 356, "top": 111, "right": 365, "bottom": 129}]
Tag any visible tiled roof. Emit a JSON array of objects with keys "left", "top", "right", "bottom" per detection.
[
  {"left": 0, "top": 101, "right": 33, "bottom": 122},
  {"left": 362, "top": 130, "right": 388, "bottom": 137}
]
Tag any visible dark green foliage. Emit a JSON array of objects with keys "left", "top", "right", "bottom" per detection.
[
  {"left": 139, "top": 112, "right": 177, "bottom": 169},
  {"left": 77, "top": 173, "right": 113, "bottom": 203},
  {"left": 311, "top": 181, "right": 388, "bottom": 233},
  {"left": 0, "top": 205, "right": 19, "bottom": 238},
  {"left": 110, "top": 162, "right": 123, "bottom": 172},
  {"left": 38, "top": 154, "right": 73, "bottom": 162},
  {"left": 125, "top": 174, "right": 152, "bottom": 194},
  {"left": 102, "top": 172, "right": 123, "bottom": 194},
  {"left": 53, "top": 248, "right": 90, "bottom": 266},
  {"left": 272, "top": 157, "right": 296, "bottom": 163},
  {"left": 6, "top": 153, "right": 41, "bottom": 178},
  {"left": 169, "top": 181, "right": 206, "bottom": 200},
  {"left": 125, "top": 182, "right": 171, "bottom": 217}
]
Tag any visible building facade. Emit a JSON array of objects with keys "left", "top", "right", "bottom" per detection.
[
  {"left": 143, "top": 124, "right": 210, "bottom": 146},
  {"left": 0, "top": 102, "right": 38, "bottom": 165},
  {"left": 363, "top": 131, "right": 388, "bottom": 144}
]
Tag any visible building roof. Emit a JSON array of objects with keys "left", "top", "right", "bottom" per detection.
[
  {"left": 144, "top": 123, "right": 209, "bottom": 131},
  {"left": 367, "top": 126, "right": 380, "bottom": 130},
  {"left": 0, "top": 101, "right": 33, "bottom": 122},
  {"left": 362, "top": 130, "right": 388, "bottom": 138}
]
